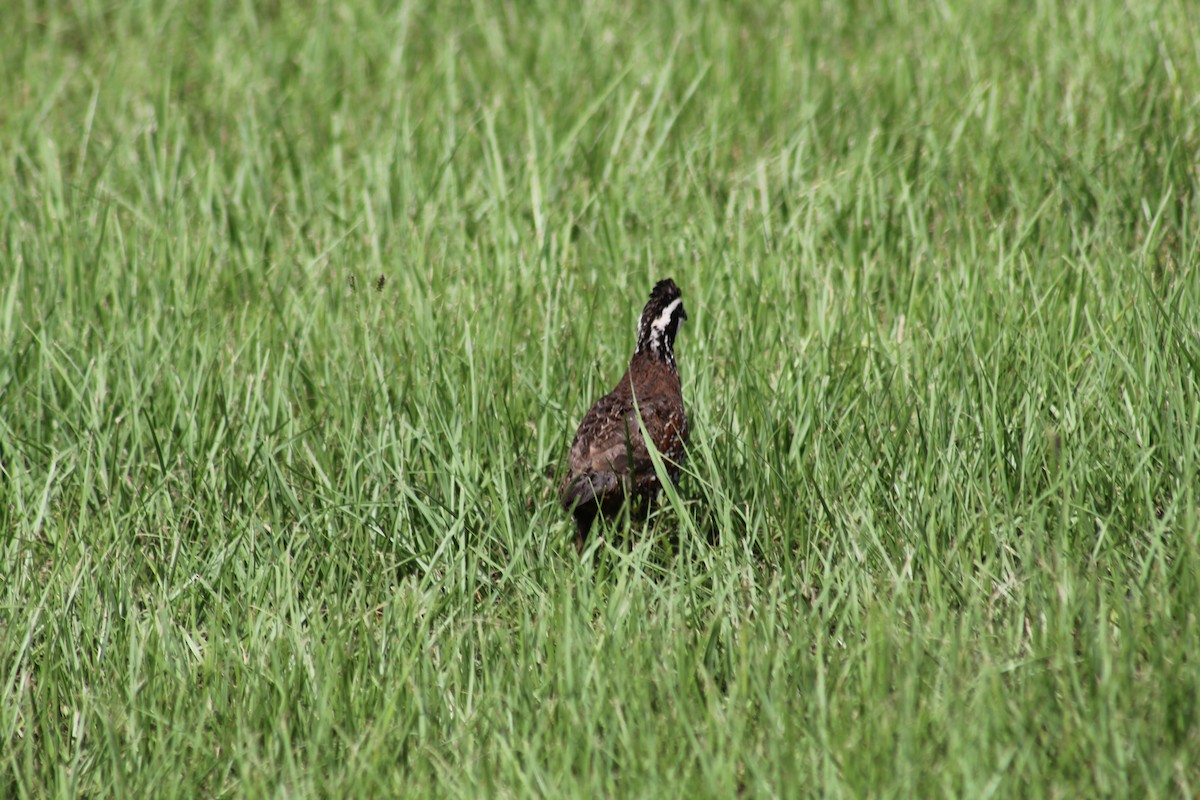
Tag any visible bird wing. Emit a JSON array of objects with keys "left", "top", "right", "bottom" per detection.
[{"left": 567, "top": 393, "right": 685, "bottom": 480}]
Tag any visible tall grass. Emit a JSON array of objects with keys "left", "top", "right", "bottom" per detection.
[{"left": 3, "top": 0, "right": 1199, "bottom": 796}]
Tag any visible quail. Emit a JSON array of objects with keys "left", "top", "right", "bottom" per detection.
[{"left": 560, "top": 278, "right": 690, "bottom": 550}]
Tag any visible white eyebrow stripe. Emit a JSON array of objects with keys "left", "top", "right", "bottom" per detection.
[{"left": 650, "top": 297, "right": 683, "bottom": 332}]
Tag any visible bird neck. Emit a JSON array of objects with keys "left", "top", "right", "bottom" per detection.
[{"left": 634, "top": 328, "right": 678, "bottom": 369}]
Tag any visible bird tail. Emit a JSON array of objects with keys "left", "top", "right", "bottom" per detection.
[
  {"left": 561, "top": 471, "right": 618, "bottom": 513},
  {"left": 562, "top": 471, "right": 618, "bottom": 551}
]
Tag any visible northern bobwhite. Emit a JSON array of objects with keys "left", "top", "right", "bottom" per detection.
[{"left": 560, "top": 278, "right": 690, "bottom": 550}]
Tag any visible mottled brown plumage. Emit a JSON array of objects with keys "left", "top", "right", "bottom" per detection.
[{"left": 561, "top": 279, "right": 690, "bottom": 550}]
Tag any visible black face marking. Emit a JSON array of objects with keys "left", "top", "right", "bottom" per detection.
[{"left": 635, "top": 278, "right": 687, "bottom": 366}]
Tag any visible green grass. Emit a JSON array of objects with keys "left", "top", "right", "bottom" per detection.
[{"left": 4, "top": 0, "right": 1200, "bottom": 796}]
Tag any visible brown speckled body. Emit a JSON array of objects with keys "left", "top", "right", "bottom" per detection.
[{"left": 560, "top": 279, "right": 689, "bottom": 550}]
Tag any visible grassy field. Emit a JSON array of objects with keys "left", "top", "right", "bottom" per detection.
[{"left": 4, "top": 0, "right": 1200, "bottom": 796}]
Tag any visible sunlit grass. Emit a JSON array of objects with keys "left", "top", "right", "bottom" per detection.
[{"left": 3, "top": 0, "right": 1199, "bottom": 796}]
